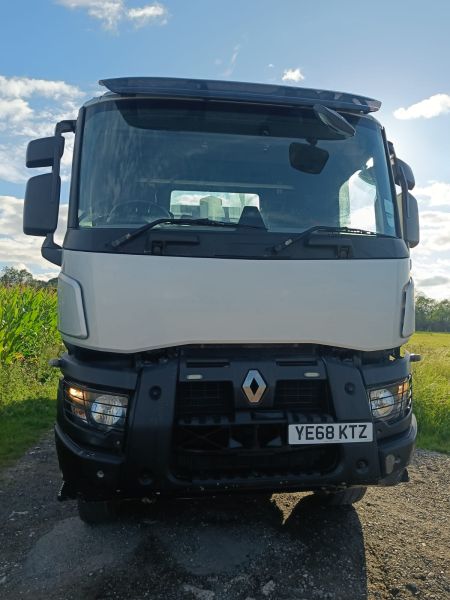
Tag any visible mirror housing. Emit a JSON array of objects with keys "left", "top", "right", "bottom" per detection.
[
  {"left": 394, "top": 156, "right": 420, "bottom": 248},
  {"left": 26, "top": 136, "right": 64, "bottom": 168},
  {"left": 313, "top": 104, "right": 356, "bottom": 138},
  {"left": 395, "top": 158, "right": 415, "bottom": 190},
  {"left": 23, "top": 173, "right": 61, "bottom": 236},
  {"left": 404, "top": 192, "right": 420, "bottom": 248}
]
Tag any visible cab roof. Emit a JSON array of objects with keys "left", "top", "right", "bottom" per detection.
[{"left": 98, "top": 77, "right": 381, "bottom": 114}]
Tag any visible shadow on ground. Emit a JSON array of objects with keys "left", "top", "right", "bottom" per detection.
[{"left": 22, "top": 493, "right": 368, "bottom": 599}]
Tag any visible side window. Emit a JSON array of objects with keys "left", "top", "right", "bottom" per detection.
[
  {"left": 339, "top": 170, "right": 377, "bottom": 232},
  {"left": 339, "top": 159, "right": 396, "bottom": 235}
]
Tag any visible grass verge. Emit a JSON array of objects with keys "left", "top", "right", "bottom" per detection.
[
  {"left": 405, "top": 332, "right": 450, "bottom": 454},
  {"left": 0, "top": 351, "right": 60, "bottom": 469}
]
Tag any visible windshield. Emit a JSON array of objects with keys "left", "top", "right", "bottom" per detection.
[{"left": 77, "top": 100, "right": 397, "bottom": 236}]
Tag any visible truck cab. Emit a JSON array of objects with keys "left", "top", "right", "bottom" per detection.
[{"left": 23, "top": 78, "right": 420, "bottom": 523}]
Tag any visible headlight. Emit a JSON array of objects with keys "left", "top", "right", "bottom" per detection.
[
  {"left": 369, "top": 378, "right": 411, "bottom": 422},
  {"left": 370, "top": 388, "right": 395, "bottom": 419},
  {"left": 91, "top": 395, "right": 127, "bottom": 427},
  {"left": 64, "top": 382, "right": 128, "bottom": 431}
]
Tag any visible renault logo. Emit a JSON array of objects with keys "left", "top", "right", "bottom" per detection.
[{"left": 242, "top": 369, "right": 267, "bottom": 404}]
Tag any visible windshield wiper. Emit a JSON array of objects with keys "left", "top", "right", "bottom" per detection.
[
  {"left": 111, "top": 218, "right": 266, "bottom": 249},
  {"left": 271, "top": 226, "right": 396, "bottom": 255}
]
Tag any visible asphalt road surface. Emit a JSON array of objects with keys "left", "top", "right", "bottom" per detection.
[{"left": 0, "top": 434, "right": 448, "bottom": 600}]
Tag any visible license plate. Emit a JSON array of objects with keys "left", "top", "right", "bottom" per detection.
[{"left": 288, "top": 422, "right": 373, "bottom": 445}]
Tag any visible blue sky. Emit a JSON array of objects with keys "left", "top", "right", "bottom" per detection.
[{"left": 0, "top": 0, "right": 449, "bottom": 297}]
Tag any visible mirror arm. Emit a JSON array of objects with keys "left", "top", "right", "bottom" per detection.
[
  {"left": 56, "top": 119, "right": 76, "bottom": 135},
  {"left": 41, "top": 234, "right": 62, "bottom": 266}
]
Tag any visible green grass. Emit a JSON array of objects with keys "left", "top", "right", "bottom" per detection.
[
  {"left": 0, "top": 285, "right": 62, "bottom": 468},
  {"left": 0, "top": 350, "right": 61, "bottom": 469},
  {"left": 405, "top": 332, "right": 450, "bottom": 454},
  {"left": 0, "top": 295, "right": 448, "bottom": 468},
  {"left": 0, "top": 397, "right": 57, "bottom": 467}
]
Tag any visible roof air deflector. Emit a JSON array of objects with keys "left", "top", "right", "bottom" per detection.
[{"left": 98, "top": 77, "right": 381, "bottom": 113}]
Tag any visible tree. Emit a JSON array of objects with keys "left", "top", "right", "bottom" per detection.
[
  {"left": 45, "top": 278, "right": 59, "bottom": 288},
  {"left": 0, "top": 266, "right": 34, "bottom": 286},
  {"left": 415, "top": 293, "right": 450, "bottom": 332},
  {"left": 0, "top": 267, "right": 58, "bottom": 288}
]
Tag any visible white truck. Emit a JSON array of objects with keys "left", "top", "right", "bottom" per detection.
[{"left": 23, "top": 78, "right": 420, "bottom": 523}]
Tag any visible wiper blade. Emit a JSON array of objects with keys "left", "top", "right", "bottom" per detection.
[
  {"left": 111, "top": 218, "right": 266, "bottom": 249},
  {"left": 271, "top": 226, "right": 396, "bottom": 254}
]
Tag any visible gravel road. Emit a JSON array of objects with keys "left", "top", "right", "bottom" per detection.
[{"left": 0, "top": 433, "right": 448, "bottom": 600}]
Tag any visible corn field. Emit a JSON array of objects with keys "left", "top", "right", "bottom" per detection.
[{"left": 0, "top": 286, "right": 60, "bottom": 364}]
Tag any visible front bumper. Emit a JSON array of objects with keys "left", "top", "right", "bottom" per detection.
[
  {"left": 56, "top": 415, "right": 417, "bottom": 500},
  {"left": 55, "top": 349, "right": 417, "bottom": 501}
]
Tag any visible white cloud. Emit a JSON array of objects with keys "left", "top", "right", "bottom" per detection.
[
  {"left": 409, "top": 181, "right": 450, "bottom": 298},
  {"left": 0, "top": 195, "right": 67, "bottom": 279},
  {"left": 412, "top": 254, "right": 450, "bottom": 300},
  {"left": 0, "top": 98, "right": 33, "bottom": 122},
  {"left": 393, "top": 93, "right": 450, "bottom": 120},
  {"left": 222, "top": 44, "right": 241, "bottom": 78},
  {"left": 56, "top": 0, "right": 123, "bottom": 29},
  {"left": 419, "top": 275, "right": 450, "bottom": 287},
  {"left": 0, "top": 75, "right": 83, "bottom": 131},
  {"left": 127, "top": 3, "right": 168, "bottom": 26},
  {"left": 0, "top": 144, "right": 28, "bottom": 183},
  {"left": 0, "top": 75, "right": 82, "bottom": 101},
  {"left": 282, "top": 68, "right": 305, "bottom": 83},
  {"left": 414, "top": 181, "right": 450, "bottom": 209},
  {"left": 0, "top": 75, "right": 84, "bottom": 185},
  {"left": 56, "top": 1, "right": 168, "bottom": 30}
]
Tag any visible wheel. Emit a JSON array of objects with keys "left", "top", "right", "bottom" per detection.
[
  {"left": 312, "top": 486, "right": 367, "bottom": 506},
  {"left": 77, "top": 498, "right": 119, "bottom": 524}
]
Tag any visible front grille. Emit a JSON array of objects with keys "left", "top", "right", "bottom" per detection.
[
  {"left": 171, "top": 413, "right": 339, "bottom": 480},
  {"left": 172, "top": 375, "right": 336, "bottom": 481},
  {"left": 176, "top": 381, "right": 233, "bottom": 417},
  {"left": 274, "top": 380, "right": 330, "bottom": 412}
]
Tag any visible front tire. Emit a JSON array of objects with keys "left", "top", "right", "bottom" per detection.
[
  {"left": 313, "top": 486, "right": 367, "bottom": 506},
  {"left": 77, "top": 499, "right": 119, "bottom": 524}
]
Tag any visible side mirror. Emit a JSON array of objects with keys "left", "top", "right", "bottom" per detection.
[
  {"left": 26, "top": 136, "right": 64, "bottom": 168},
  {"left": 404, "top": 193, "right": 420, "bottom": 248},
  {"left": 23, "top": 173, "right": 61, "bottom": 236},
  {"left": 395, "top": 158, "right": 415, "bottom": 190},
  {"left": 23, "top": 133, "right": 65, "bottom": 238},
  {"left": 23, "top": 120, "right": 75, "bottom": 265}
]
